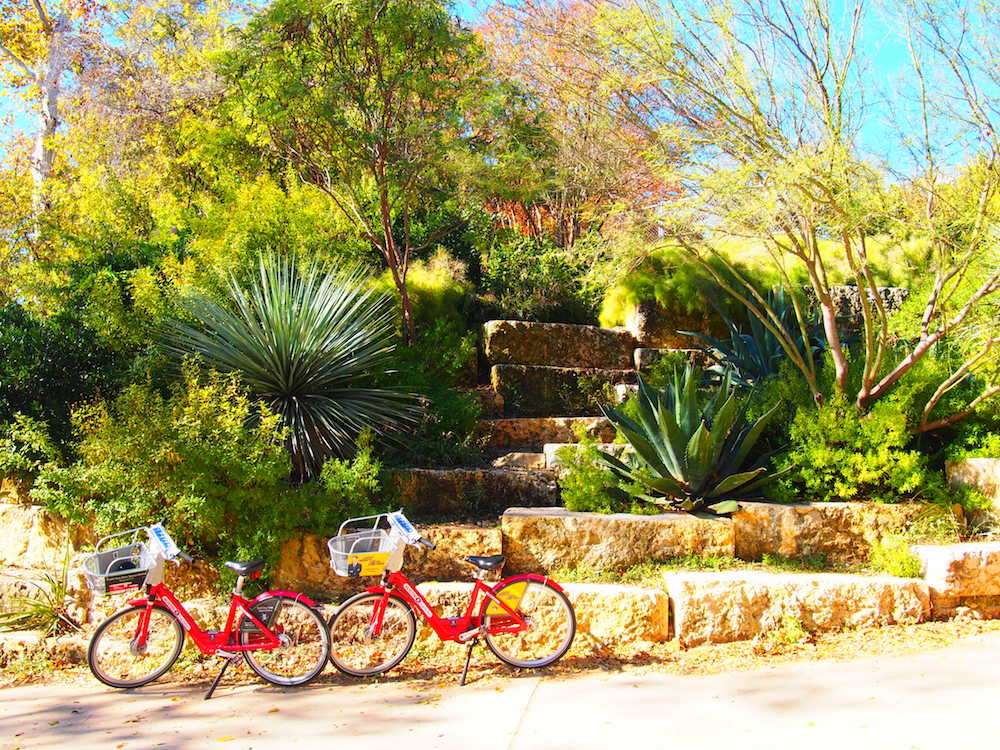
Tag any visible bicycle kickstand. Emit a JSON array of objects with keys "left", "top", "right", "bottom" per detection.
[
  {"left": 459, "top": 638, "right": 478, "bottom": 687},
  {"left": 205, "top": 654, "right": 240, "bottom": 700}
]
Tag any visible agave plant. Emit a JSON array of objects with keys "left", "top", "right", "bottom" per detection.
[
  {"left": 597, "top": 366, "right": 785, "bottom": 515},
  {"left": 680, "top": 286, "right": 824, "bottom": 386},
  {"left": 163, "top": 256, "right": 416, "bottom": 481}
]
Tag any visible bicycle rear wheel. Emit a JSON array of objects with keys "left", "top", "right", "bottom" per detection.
[
  {"left": 239, "top": 595, "right": 330, "bottom": 687},
  {"left": 88, "top": 605, "right": 184, "bottom": 688},
  {"left": 327, "top": 592, "right": 416, "bottom": 677},
  {"left": 483, "top": 580, "right": 576, "bottom": 669}
]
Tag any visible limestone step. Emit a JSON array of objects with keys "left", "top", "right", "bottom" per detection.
[
  {"left": 393, "top": 469, "right": 559, "bottom": 519},
  {"left": 491, "top": 452, "right": 547, "bottom": 470},
  {"left": 477, "top": 417, "right": 615, "bottom": 452},
  {"left": 483, "top": 320, "right": 637, "bottom": 369},
  {"left": 664, "top": 570, "right": 930, "bottom": 647},
  {"left": 500, "top": 507, "right": 734, "bottom": 575},
  {"left": 490, "top": 364, "right": 637, "bottom": 417}
]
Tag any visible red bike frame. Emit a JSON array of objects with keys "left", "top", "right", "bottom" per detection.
[
  {"left": 366, "top": 571, "right": 563, "bottom": 641},
  {"left": 126, "top": 584, "right": 319, "bottom": 654}
]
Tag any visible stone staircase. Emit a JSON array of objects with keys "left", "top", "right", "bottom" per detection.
[{"left": 480, "top": 320, "right": 699, "bottom": 475}]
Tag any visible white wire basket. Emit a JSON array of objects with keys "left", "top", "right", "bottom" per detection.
[
  {"left": 82, "top": 528, "right": 155, "bottom": 595},
  {"left": 328, "top": 520, "right": 404, "bottom": 578}
]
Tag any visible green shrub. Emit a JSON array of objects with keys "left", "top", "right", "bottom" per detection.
[
  {"left": 946, "top": 418, "right": 1000, "bottom": 461},
  {"left": 377, "top": 317, "right": 481, "bottom": 467},
  {"left": 36, "top": 367, "right": 293, "bottom": 564},
  {"left": 770, "top": 397, "right": 947, "bottom": 505},
  {"left": 481, "top": 235, "right": 597, "bottom": 324},
  {"left": 557, "top": 432, "right": 652, "bottom": 515},
  {"left": 868, "top": 534, "right": 923, "bottom": 578},
  {"left": 0, "top": 305, "right": 127, "bottom": 444},
  {"left": 314, "top": 429, "right": 383, "bottom": 529},
  {"left": 0, "top": 415, "right": 63, "bottom": 489}
]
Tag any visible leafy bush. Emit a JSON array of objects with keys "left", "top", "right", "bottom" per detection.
[
  {"left": 314, "top": 429, "right": 383, "bottom": 528},
  {"left": 599, "top": 367, "right": 785, "bottom": 514},
  {"left": 377, "top": 317, "right": 481, "bottom": 467},
  {"left": 164, "top": 255, "right": 415, "bottom": 480},
  {"left": 0, "top": 305, "right": 127, "bottom": 444},
  {"left": 868, "top": 534, "right": 923, "bottom": 578},
  {"left": 769, "top": 397, "right": 947, "bottom": 505},
  {"left": 557, "top": 431, "right": 653, "bottom": 515},
  {"left": 0, "top": 415, "right": 63, "bottom": 490},
  {"left": 481, "top": 235, "right": 597, "bottom": 324},
  {"left": 946, "top": 418, "right": 1000, "bottom": 460},
  {"left": 36, "top": 367, "right": 293, "bottom": 563}
]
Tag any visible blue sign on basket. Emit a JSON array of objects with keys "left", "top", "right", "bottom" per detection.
[{"left": 148, "top": 523, "right": 181, "bottom": 559}]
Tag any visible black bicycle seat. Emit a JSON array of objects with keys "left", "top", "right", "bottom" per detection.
[
  {"left": 224, "top": 559, "right": 266, "bottom": 576},
  {"left": 465, "top": 555, "right": 505, "bottom": 572}
]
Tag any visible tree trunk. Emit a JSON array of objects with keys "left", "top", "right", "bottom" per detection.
[
  {"left": 30, "top": 14, "right": 72, "bottom": 219},
  {"left": 398, "top": 279, "right": 416, "bottom": 347}
]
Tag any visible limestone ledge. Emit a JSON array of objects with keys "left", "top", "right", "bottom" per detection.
[
  {"left": 664, "top": 570, "right": 930, "bottom": 647},
  {"left": 501, "top": 507, "right": 734, "bottom": 575}
]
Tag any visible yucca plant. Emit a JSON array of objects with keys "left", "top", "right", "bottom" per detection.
[
  {"left": 163, "top": 256, "right": 416, "bottom": 481},
  {"left": 597, "top": 366, "right": 786, "bottom": 515},
  {"left": 680, "top": 287, "right": 824, "bottom": 387},
  {"left": 0, "top": 556, "right": 79, "bottom": 636}
]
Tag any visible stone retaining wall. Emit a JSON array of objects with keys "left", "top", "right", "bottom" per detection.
[
  {"left": 0, "top": 504, "right": 94, "bottom": 570},
  {"left": 393, "top": 469, "right": 560, "bottom": 517},
  {"left": 733, "top": 501, "right": 927, "bottom": 565},
  {"left": 913, "top": 542, "right": 1000, "bottom": 617},
  {"left": 946, "top": 458, "right": 1000, "bottom": 511},
  {"left": 501, "top": 507, "right": 733, "bottom": 575},
  {"left": 490, "top": 364, "right": 637, "bottom": 417}
]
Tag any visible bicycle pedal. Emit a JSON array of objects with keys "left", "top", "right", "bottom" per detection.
[
  {"left": 458, "top": 627, "right": 483, "bottom": 642},
  {"left": 214, "top": 650, "right": 239, "bottom": 659}
]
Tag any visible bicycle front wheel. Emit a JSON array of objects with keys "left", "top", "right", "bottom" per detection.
[
  {"left": 239, "top": 595, "right": 330, "bottom": 687},
  {"left": 483, "top": 580, "right": 576, "bottom": 669},
  {"left": 88, "top": 605, "right": 185, "bottom": 688},
  {"left": 327, "top": 592, "right": 416, "bottom": 677}
]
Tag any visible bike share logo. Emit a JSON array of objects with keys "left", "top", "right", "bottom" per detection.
[
  {"left": 162, "top": 599, "right": 194, "bottom": 631},
  {"left": 402, "top": 583, "right": 434, "bottom": 618}
]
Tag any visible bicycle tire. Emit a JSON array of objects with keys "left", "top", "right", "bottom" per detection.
[
  {"left": 239, "top": 594, "right": 331, "bottom": 687},
  {"left": 88, "top": 605, "right": 184, "bottom": 688},
  {"left": 327, "top": 592, "right": 416, "bottom": 677},
  {"left": 482, "top": 579, "right": 576, "bottom": 669}
]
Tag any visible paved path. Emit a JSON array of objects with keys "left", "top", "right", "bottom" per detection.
[{"left": 4, "top": 634, "right": 1000, "bottom": 749}]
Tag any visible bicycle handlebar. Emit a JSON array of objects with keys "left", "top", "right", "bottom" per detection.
[
  {"left": 418, "top": 537, "right": 436, "bottom": 550},
  {"left": 177, "top": 551, "right": 194, "bottom": 563}
]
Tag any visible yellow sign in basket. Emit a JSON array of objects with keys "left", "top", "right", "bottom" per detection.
[
  {"left": 485, "top": 581, "right": 527, "bottom": 616},
  {"left": 347, "top": 552, "right": 391, "bottom": 577}
]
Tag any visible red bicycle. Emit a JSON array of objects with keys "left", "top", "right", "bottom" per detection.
[
  {"left": 325, "top": 512, "right": 576, "bottom": 683},
  {"left": 83, "top": 523, "right": 330, "bottom": 698}
]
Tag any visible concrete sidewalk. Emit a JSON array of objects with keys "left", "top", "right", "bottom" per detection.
[{"left": 4, "top": 634, "right": 1000, "bottom": 749}]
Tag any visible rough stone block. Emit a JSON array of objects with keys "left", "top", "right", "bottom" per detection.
[
  {"left": 483, "top": 320, "right": 637, "bottom": 369},
  {"left": 805, "top": 286, "right": 910, "bottom": 333},
  {"left": 491, "top": 364, "right": 637, "bottom": 417},
  {"left": 624, "top": 302, "right": 725, "bottom": 349},
  {"left": 501, "top": 507, "right": 734, "bottom": 575},
  {"left": 0, "top": 504, "right": 94, "bottom": 570},
  {"left": 912, "top": 542, "right": 1000, "bottom": 618},
  {"left": 946, "top": 458, "right": 1000, "bottom": 510},
  {"left": 491, "top": 452, "right": 546, "bottom": 470},
  {"left": 664, "top": 570, "right": 930, "bottom": 647},
  {"left": 733, "top": 501, "right": 927, "bottom": 565},
  {"left": 393, "top": 469, "right": 559, "bottom": 517},
  {"left": 477, "top": 417, "right": 615, "bottom": 451}
]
